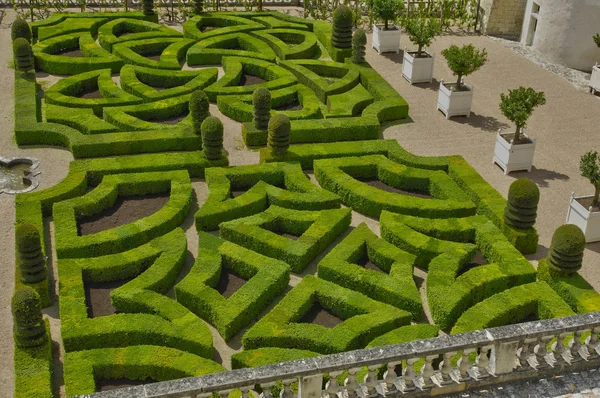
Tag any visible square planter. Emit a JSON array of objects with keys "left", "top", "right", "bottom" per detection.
[
  {"left": 590, "top": 64, "right": 600, "bottom": 95},
  {"left": 372, "top": 24, "right": 400, "bottom": 54},
  {"left": 402, "top": 50, "right": 434, "bottom": 84},
  {"left": 492, "top": 130, "right": 536, "bottom": 175},
  {"left": 566, "top": 193, "right": 600, "bottom": 242},
  {"left": 437, "top": 81, "right": 473, "bottom": 119}
]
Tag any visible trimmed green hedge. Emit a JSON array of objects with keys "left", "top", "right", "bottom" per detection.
[
  {"left": 37, "top": 17, "right": 108, "bottom": 42},
  {"left": 187, "top": 33, "right": 277, "bottom": 65},
  {"left": 326, "top": 83, "right": 373, "bottom": 117},
  {"left": 243, "top": 275, "right": 411, "bottom": 354},
  {"left": 251, "top": 28, "right": 318, "bottom": 60},
  {"left": 195, "top": 162, "right": 340, "bottom": 231},
  {"left": 98, "top": 18, "right": 181, "bottom": 52},
  {"left": 64, "top": 345, "right": 224, "bottom": 396},
  {"left": 367, "top": 324, "right": 439, "bottom": 348},
  {"left": 318, "top": 222, "right": 422, "bottom": 319},
  {"left": 112, "top": 38, "right": 195, "bottom": 70},
  {"left": 175, "top": 232, "right": 290, "bottom": 340},
  {"left": 14, "top": 319, "right": 52, "bottom": 398},
  {"left": 231, "top": 347, "right": 319, "bottom": 369},
  {"left": 183, "top": 13, "right": 265, "bottom": 41},
  {"left": 220, "top": 205, "right": 351, "bottom": 272}
]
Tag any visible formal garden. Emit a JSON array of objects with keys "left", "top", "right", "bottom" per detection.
[{"left": 4, "top": 0, "right": 600, "bottom": 396}]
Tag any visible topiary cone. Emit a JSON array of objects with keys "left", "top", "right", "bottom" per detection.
[
  {"left": 351, "top": 29, "right": 366, "bottom": 64},
  {"left": 253, "top": 88, "right": 271, "bottom": 130},
  {"left": 268, "top": 114, "right": 290, "bottom": 154},
  {"left": 504, "top": 178, "right": 539, "bottom": 229},
  {"left": 201, "top": 116, "right": 224, "bottom": 160},
  {"left": 331, "top": 5, "right": 353, "bottom": 49},
  {"left": 16, "top": 223, "right": 47, "bottom": 284},
  {"left": 13, "top": 38, "right": 33, "bottom": 72},
  {"left": 143, "top": 0, "right": 155, "bottom": 15},
  {"left": 12, "top": 287, "right": 47, "bottom": 348},
  {"left": 11, "top": 18, "right": 31, "bottom": 43},
  {"left": 547, "top": 224, "right": 585, "bottom": 274},
  {"left": 190, "top": 90, "right": 210, "bottom": 134}
]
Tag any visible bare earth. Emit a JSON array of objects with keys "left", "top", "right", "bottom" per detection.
[{"left": 1, "top": 8, "right": 600, "bottom": 397}]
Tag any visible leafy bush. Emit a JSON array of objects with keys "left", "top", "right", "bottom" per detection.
[
  {"left": 499, "top": 87, "right": 546, "bottom": 144},
  {"left": 13, "top": 38, "right": 33, "bottom": 72},
  {"left": 594, "top": 33, "right": 600, "bottom": 48},
  {"left": 547, "top": 224, "right": 586, "bottom": 274},
  {"left": 11, "top": 18, "right": 31, "bottom": 43},
  {"left": 12, "top": 287, "right": 47, "bottom": 348},
  {"left": 580, "top": 151, "right": 600, "bottom": 207},
  {"left": 331, "top": 5, "right": 353, "bottom": 48},
  {"left": 441, "top": 44, "right": 487, "bottom": 91},
  {"left": 268, "top": 114, "right": 291, "bottom": 154},
  {"left": 403, "top": 17, "right": 441, "bottom": 57},
  {"left": 190, "top": 90, "right": 210, "bottom": 134},
  {"left": 201, "top": 116, "right": 224, "bottom": 160},
  {"left": 351, "top": 29, "right": 366, "bottom": 63},
  {"left": 16, "top": 223, "right": 47, "bottom": 284},
  {"left": 253, "top": 87, "right": 271, "bottom": 130},
  {"left": 372, "top": 0, "right": 404, "bottom": 30},
  {"left": 504, "top": 178, "right": 539, "bottom": 229}
]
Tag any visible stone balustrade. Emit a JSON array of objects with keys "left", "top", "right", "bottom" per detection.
[{"left": 78, "top": 312, "right": 600, "bottom": 398}]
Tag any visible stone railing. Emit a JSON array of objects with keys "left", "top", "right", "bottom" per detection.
[{"left": 80, "top": 312, "right": 600, "bottom": 398}]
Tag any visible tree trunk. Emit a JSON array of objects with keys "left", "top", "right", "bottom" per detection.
[
  {"left": 593, "top": 185, "right": 600, "bottom": 208},
  {"left": 417, "top": 45, "right": 422, "bottom": 58},
  {"left": 513, "top": 125, "right": 521, "bottom": 144},
  {"left": 455, "top": 74, "right": 462, "bottom": 91},
  {"left": 384, "top": 19, "right": 388, "bottom": 30}
]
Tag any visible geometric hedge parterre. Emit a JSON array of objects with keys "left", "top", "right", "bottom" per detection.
[{"left": 10, "top": 9, "right": 599, "bottom": 398}]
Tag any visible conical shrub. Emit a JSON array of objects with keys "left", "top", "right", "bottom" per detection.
[
  {"left": 268, "top": 114, "right": 290, "bottom": 154},
  {"left": 253, "top": 88, "right": 271, "bottom": 130},
  {"left": 331, "top": 5, "right": 353, "bottom": 49},
  {"left": 16, "top": 223, "right": 47, "bottom": 284},
  {"left": 504, "top": 178, "right": 539, "bottom": 229},
  {"left": 190, "top": 90, "right": 210, "bottom": 134},
  {"left": 351, "top": 29, "right": 366, "bottom": 63},
  {"left": 143, "top": 0, "right": 155, "bottom": 15},
  {"left": 201, "top": 116, "right": 224, "bottom": 160},
  {"left": 12, "top": 287, "right": 47, "bottom": 348},
  {"left": 11, "top": 18, "right": 31, "bottom": 43},
  {"left": 547, "top": 224, "right": 586, "bottom": 274},
  {"left": 13, "top": 38, "right": 33, "bottom": 72}
]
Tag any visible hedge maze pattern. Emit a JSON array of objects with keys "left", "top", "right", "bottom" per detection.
[{"left": 11, "top": 10, "right": 600, "bottom": 398}]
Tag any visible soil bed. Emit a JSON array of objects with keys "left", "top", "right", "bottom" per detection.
[
  {"left": 239, "top": 74, "right": 266, "bottom": 86},
  {"left": 576, "top": 197, "right": 600, "bottom": 213},
  {"left": 78, "top": 193, "right": 170, "bottom": 235},
  {"left": 355, "top": 253, "right": 386, "bottom": 274},
  {"left": 501, "top": 133, "right": 533, "bottom": 145},
  {"left": 98, "top": 378, "right": 156, "bottom": 392},
  {"left": 215, "top": 266, "right": 246, "bottom": 299},
  {"left": 230, "top": 182, "right": 286, "bottom": 198},
  {"left": 299, "top": 303, "right": 343, "bottom": 328},
  {"left": 77, "top": 89, "right": 103, "bottom": 99},
  {"left": 53, "top": 48, "right": 85, "bottom": 57},
  {"left": 85, "top": 278, "right": 133, "bottom": 318},
  {"left": 456, "top": 250, "right": 489, "bottom": 278},
  {"left": 358, "top": 178, "right": 432, "bottom": 199},
  {"left": 274, "top": 101, "right": 303, "bottom": 111}
]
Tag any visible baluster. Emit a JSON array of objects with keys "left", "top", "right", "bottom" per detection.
[
  {"left": 384, "top": 361, "right": 400, "bottom": 395},
  {"left": 475, "top": 346, "right": 491, "bottom": 379},
  {"left": 534, "top": 336, "right": 553, "bottom": 369},
  {"left": 399, "top": 358, "right": 417, "bottom": 393},
  {"left": 344, "top": 368, "right": 360, "bottom": 398},
  {"left": 417, "top": 354, "right": 437, "bottom": 389},
  {"left": 569, "top": 329, "right": 587, "bottom": 363},
  {"left": 363, "top": 365, "right": 379, "bottom": 398},
  {"left": 220, "top": 389, "right": 234, "bottom": 398},
  {"left": 438, "top": 351, "right": 456, "bottom": 385},
  {"left": 517, "top": 338, "right": 536, "bottom": 371},
  {"left": 326, "top": 371, "right": 342, "bottom": 398},
  {"left": 552, "top": 333, "right": 571, "bottom": 365},
  {"left": 280, "top": 379, "right": 295, "bottom": 398},
  {"left": 456, "top": 348, "right": 475, "bottom": 382},
  {"left": 260, "top": 382, "right": 275, "bottom": 398},
  {"left": 586, "top": 327, "right": 600, "bottom": 359},
  {"left": 240, "top": 387, "right": 251, "bottom": 398}
]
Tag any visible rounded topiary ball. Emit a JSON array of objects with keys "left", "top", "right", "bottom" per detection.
[
  {"left": 351, "top": 29, "right": 367, "bottom": 64},
  {"left": 16, "top": 223, "right": 47, "bottom": 284},
  {"left": 253, "top": 88, "right": 271, "bottom": 130},
  {"left": 201, "top": 116, "right": 224, "bottom": 160},
  {"left": 504, "top": 178, "right": 539, "bottom": 229},
  {"left": 331, "top": 5, "right": 353, "bottom": 49},
  {"left": 13, "top": 38, "right": 33, "bottom": 72},
  {"left": 11, "top": 18, "right": 31, "bottom": 43},
  {"left": 12, "top": 287, "right": 47, "bottom": 348},
  {"left": 547, "top": 224, "right": 586, "bottom": 274},
  {"left": 268, "top": 114, "right": 291, "bottom": 154},
  {"left": 190, "top": 90, "right": 210, "bottom": 134}
]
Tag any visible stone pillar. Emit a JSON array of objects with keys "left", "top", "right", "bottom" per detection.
[
  {"left": 299, "top": 374, "right": 323, "bottom": 398},
  {"left": 490, "top": 340, "right": 519, "bottom": 375}
]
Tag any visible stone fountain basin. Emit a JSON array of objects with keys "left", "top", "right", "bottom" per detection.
[{"left": 0, "top": 156, "right": 41, "bottom": 194}]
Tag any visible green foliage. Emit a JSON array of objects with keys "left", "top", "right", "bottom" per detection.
[
  {"left": 12, "top": 287, "right": 47, "bottom": 348},
  {"left": 268, "top": 114, "right": 291, "bottom": 154},
  {"left": 372, "top": 0, "right": 404, "bottom": 30},
  {"left": 190, "top": 90, "right": 210, "bottom": 134},
  {"left": 143, "top": 0, "right": 155, "bottom": 15},
  {"left": 547, "top": 224, "right": 586, "bottom": 274},
  {"left": 201, "top": 116, "right": 224, "bottom": 160},
  {"left": 16, "top": 223, "right": 41, "bottom": 253},
  {"left": 12, "top": 18, "right": 32, "bottom": 43},
  {"left": 594, "top": 33, "right": 600, "bottom": 48},
  {"left": 351, "top": 29, "right": 367, "bottom": 64},
  {"left": 499, "top": 86, "right": 546, "bottom": 143},
  {"left": 193, "top": 0, "right": 204, "bottom": 14},
  {"left": 580, "top": 151, "right": 600, "bottom": 206},
  {"left": 13, "top": 38, "right": 33, "bottom": 72},
  {"left": 16, "top": 223, "right": 47, "bottom": 284},
  {"left": 403, "top": 17, "right": 442, "bottom": 57},
  {"left": 441, "top": 44, "right": 487, "bottom": 90},
  {"left": 331, "top": 5, "right": 353, "bottom": 49},
  {"left": 504, "top": 178, "right": 539, "bottom": 229},
  {"left": 253, "top": 87, "right": 271, "bottom": 130},
  {"left": 14, "top": 319, "right": 52, "bottom": 398}
]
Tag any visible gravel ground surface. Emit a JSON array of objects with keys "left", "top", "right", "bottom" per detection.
[{"left": 1, "top": 7, "right": 600, "bottom": 397}]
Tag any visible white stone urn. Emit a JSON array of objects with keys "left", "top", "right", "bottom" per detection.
[
  {"left": 492, "top": 130, "right": 536, "bottom": 175},
  {"left": 372, "top": 24, "right": 401, "bottom": 54},
  {"left": 437, "top": 80, "right": 473, "bottom": 119},
  {"left": 566, "top": 192, "right": 600, "bottom": 242},
  {"left": 402, "top": 49, "right": 434, "bottom": 84},
  {"left": 590, "top": 63, "right": 600, "bottom": 95}
]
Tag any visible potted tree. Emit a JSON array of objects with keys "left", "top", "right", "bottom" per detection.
[
  {"left": 437, "top": 44, "right": 487, "bottom": 119},
  {"left": 401, "top": 16, "right": 441, "bottom": 84},
  {"left": 566, "top": 151, "right": 600, "bottom": 242},
  {"left": 371, "top": 0, "right": 404, "bottom": 54},
  {"left": 590, "top": 33, "right": 600, "bottom": 95},
  {"left": 493, "top": 87, "right": 546, "bottom": 174}
]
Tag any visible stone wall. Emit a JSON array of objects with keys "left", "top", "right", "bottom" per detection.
[{"left": 478, "top": 0, "right": 527, "bottom": 36}]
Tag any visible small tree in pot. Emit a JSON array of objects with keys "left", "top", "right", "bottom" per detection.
[
  {"left": 401, "top": 16, "right": 441, "bottom": 84},
  {"left": 580, "top": 151, "right": 600, "bottom": 208},
  {"left": 566, "top": 151, "right": 600, "bottom": 242},
  {"left": 371, "top": 0, "right": 404, "bottom": 54}
]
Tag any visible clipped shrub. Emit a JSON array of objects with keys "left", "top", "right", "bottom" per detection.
[
  {"left": 190, "top": 90, "right": 210, "bottom": 134},
  {"left": 253, "top": 87, "right": 271, "bottom": 130},
  {"left": 372, "top": 0, "right": 404, "bottom": 30},
  {"left": 499, "top": 87, "right": 546, "bottom": 144},
  {"left": 193, "top": 0, "right": 204, "bottom": 14},
  {"left": 504, "top": 178, "right": 539, "bottom": 229},
  {"left": 404, "top": 17, "right": 442, "bottom": 57},
  {"left": 268, "top": 114, "right": 290, "bottom": 154},
  {"left": 12, "top": 287, "right": 47, "bottom": 348},
  {"left": 331, "top": 5, "right": 353, "bottom": 49},
  {"left": 580, "top": 151, "right": 600, "bottom": 207},
  {"left": 201, "top": 116, "right": 224, "bottom": 160},
  {"left": 547, "top": 224, "right": 586, "bottom": 274},
  {"left": 11, "top": 18, "right": 31, "bottom": 43},
  {"left": 441, "top": 44, "right": 487, "bottom": 91},
  {"left": 16, "top": 223, "right": 47, "bottom": 284},
  {"left": 142, "top": 0, "right": 155, "bottom": 15},
  {"left": 351, "top": 29, "right": 366, "bottom": 64},
  {"left": 13, "top": 38, "right": 33, "bottom": 72}
]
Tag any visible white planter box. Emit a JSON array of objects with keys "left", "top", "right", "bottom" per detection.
[
  {"left": 437, "top": 81, "right": 473, "bottom": 119},
  {"left": 402, "top": 50, "right": 434, "bottom": 84},
  {"left": 590, "top": 64, "right": 600, "bottom": 95},
  {"left": 372, "top": 24, "right": 400, "bottom": 54},
  {"left": 492, "top": 130, "right": 536, "bottom": 175},
  {"left": 566, "top": 193, "right": 600, "bottom": 242}
]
